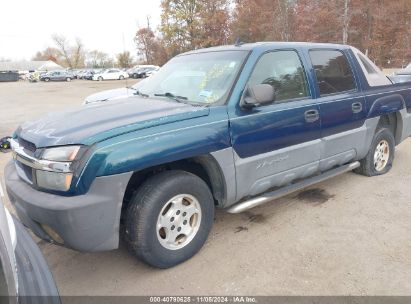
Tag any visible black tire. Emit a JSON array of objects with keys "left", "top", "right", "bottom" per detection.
[
  {"left": 98, "top": 76, "right": 103, "bottom": 81},
  {"left": 124, "top": 170, "right": 214, "bottom": 268},
  {"left": 119, "top": 75, "right": 124, "bottom": 80},
  {"left": 44, "top": 78, "right": 50, "bottom": 82},
  {"left": 132, "top": 73, "right": 138, "bottom": 79},
  {"left": 355, "top": 127, "right": 395, "bottom": 176}
]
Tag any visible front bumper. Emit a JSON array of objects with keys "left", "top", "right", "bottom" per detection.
[{"left": 5, "top": 161, "right": 132, "bottom": 252}]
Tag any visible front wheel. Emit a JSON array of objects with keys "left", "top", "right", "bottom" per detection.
[
  {"left": 355, "top": 127, "right": 395, "bottom": 176},
  {"left": 124, "top": 170, "right": 214, "bottom": 268},
  {"left": 66, "top": 77, "right": 71, "bottom": 82},
  {"left": 98, "top": 76, "right": 103, "bottom": 81},
  {"left": 119, "top": 75, "right": 124, "bottom": 80}
]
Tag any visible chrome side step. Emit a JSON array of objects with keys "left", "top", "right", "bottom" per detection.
[{"left": 227, "top": 161, "right": 360, "bottom": 214}]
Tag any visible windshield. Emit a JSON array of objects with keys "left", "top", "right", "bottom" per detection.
[{"left": 139, "top": 50, "right": 248, "bottom": 105}]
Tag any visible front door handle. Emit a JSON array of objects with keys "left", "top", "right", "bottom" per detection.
[
  {"left": 304, "top": 109, "right": 319, "bottom": 123},
  {"left": 352, "top": 102, "right": 363, "bottom": 113}
]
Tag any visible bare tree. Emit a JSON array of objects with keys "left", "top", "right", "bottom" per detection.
[
  {"left": 52, "top": 34, "right": 72, "bottom": 67},
  {"left": 87, "top": 50, "right": 110, "bottom": 68},
  {"left": 51, "top": 34, "right": 85, "bottom": 68},
  {"left": 342, "top": 0, "right": 351, "bottom": 44},
  {"left": 72, "top": 38, "right": 85, "bottom": 68}
]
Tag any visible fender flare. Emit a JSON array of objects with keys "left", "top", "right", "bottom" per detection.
[
  {"left": 367, "top": 94, "right": 407, "bottom": 144},
  {"left": 367, "top": 94, "right": 405, "bottom": 118}
]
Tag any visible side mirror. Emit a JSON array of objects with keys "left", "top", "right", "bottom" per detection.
[{"left": 241, "top": 84, "right": 276, "bottom": 108}]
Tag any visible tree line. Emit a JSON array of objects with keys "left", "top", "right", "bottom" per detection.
[
  {"left": 32, "top": 0, "right": 411, "bottom": 69},
  {"left": 136, "top": 0, "right": 411, "bottom": 68}
]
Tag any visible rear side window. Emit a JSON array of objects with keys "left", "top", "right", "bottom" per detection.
[
  {"left": 248, "top": 50, "right": 310, "bottom": 103},
  {"left": 358, "top": 53, "right": 378, "bottom": 74},
  {"left": 309, "top": 50, "right": 356, "bottom": 95}
]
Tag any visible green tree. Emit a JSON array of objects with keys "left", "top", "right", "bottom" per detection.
[
  {"left": 160, "top": 0, "right": 201, "bottom": 56},
  {"left": 116, "top": 51, "right": 133, "bottom": 68},
  {"left": 160, "top": 0, "right": 231, "bottom": 56}
]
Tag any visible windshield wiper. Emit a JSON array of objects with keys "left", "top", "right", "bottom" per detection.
[
  {"left": 154, "top": 92, "right": 188, "bottom": 103},
  {"left": 129, "top": 89, "right": 149, "bottom": 97}
]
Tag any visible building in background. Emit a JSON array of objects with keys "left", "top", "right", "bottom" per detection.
[{"left": 0, "top": 60, "right": 63, "bottom": 73}]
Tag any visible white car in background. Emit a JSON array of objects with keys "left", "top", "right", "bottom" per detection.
[{"left": 92, "top": 68, "right": 129, "bottom": 81}]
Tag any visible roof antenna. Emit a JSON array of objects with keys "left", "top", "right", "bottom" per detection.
[
  {"left": 122, "top": 32, "right": 129, "bottom": 90},
  {"left": 235, "top": 37, "right": 245, "bottom": 46}
]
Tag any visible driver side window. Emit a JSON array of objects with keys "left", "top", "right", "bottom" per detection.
[{"left": 248, "top": 50, "right": 310, "bottom": 103}]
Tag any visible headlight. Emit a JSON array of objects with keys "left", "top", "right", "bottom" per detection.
[
  {"left": 35, "top": 145, "right": 81, "bottom": 191},
  {"left": 36, "top": 170, "right": 73, "bottom": 191},
  {"left": 41, "top": 146, "right": 81, "bottom": 161}
]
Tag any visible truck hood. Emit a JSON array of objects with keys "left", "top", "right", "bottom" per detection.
[{"left": 16, "top": 96, "right": 209, "bottom": 148}]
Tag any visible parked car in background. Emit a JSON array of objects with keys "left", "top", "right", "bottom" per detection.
[
  {"left": 40, "top": 71, "right": 74, "bottom": 82},
  {"left": 145, "top": 67, "right": 160, "bottom": 77},
  {"left": 0, "top": 192, "right": 60, "bottom": 303},
  {"left": 92, "top": 69, "right": 129, "bottom": 81},
  {"left": 129, "top": 66, "right": 159, "bottom": 78},
  {"left": 391, "top": 64, "right": 411, "bottom": 83},
  {"left": 82, "top": 70, "right": 96, "bottom": 80},
  {"left": 69, "top": 69, "right": 80, "bottom": 79},
  {"left": 77, "top": 70, "right": 88, "bottom": 79},
  {"left": 66, "top": 70, "right": 75, "bottom": 79},
  {"left": 84, "top": 79, "right": 147, "bottom": 105},
  {"left": 390, "top": 74, "right": 411, "bottom": 83}
]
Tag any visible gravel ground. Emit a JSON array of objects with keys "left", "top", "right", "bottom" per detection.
[{"left": 0, "top": 80, "right": 410, "bottom": 296}]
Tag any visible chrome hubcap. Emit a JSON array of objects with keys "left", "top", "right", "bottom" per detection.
[
  {"left": 374, "top": 140, "right": 390, "bottom": 171},
  {"left": 156, "top": 194, "right": 202, "bottom": 250}
]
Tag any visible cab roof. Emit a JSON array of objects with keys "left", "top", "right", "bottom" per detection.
[{"left": 181, "top": 41, "right": 352, "bottom": 55}]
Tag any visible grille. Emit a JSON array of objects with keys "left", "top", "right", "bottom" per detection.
[{"left": 18, "top": 137, "right": 36, "bottom": 152}]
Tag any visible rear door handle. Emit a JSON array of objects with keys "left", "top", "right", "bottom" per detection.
[
  {"left": 352, "top": 102, "right": 363, "bottom": 113},
  {"left": 304, "top": 109, "right": 319, "bottom": 123}
]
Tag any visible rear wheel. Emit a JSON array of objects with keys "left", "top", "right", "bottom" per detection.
[
  {"left": 119, "top": 75, "right": 124, "bottom": 80},
  {"left": 44, "top": 78, "right": 50, "bottom": 82},
  {"left": 124, "top": 170, "right": 214, "bottom": 268},
  {"left": 98, "top": 76, "right": 103, "bottom": 81},
  {"left": 66, "top": 77, "right": 71, "bottom": 82},
  {"left": 355, "top": 127, "right": 395, "bottom": 176}
]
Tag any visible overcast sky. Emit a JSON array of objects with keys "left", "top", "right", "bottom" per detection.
[{"left": 0, "top": 0, "right": 162, "bottom": 61}]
